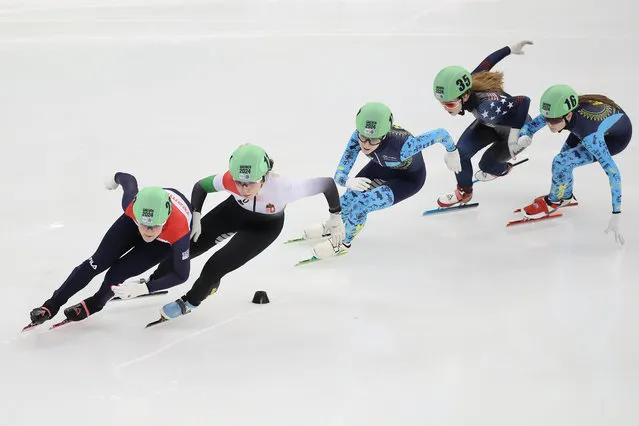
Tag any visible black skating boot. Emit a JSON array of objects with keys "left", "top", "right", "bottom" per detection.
[
  {"left": 63, "top": 298, "right": 102, "bottom": 322},
  {"left": 30, "top": 307, "right": 52, "bottom": 325},
  {"left": 29, "top": 302, "right": 59, "bottom": 325}
]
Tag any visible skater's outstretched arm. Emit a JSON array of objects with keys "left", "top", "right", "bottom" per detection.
[
  {"left": 581, "top": 113, "right": 625, "bottom": 213},
  {"left": 471, "top": 46, "right": 510, "bottom": 74},
  {"left": 519, "top": 114, "right": 547, "bottom": 137},
  {"left": 113, "top": 172, "right": 139, "bottom": 210},
  {"left": 190, "top": 176, "right": 216, "bottom": 213},
  {"left": 399, "top": 128, "right": 456, "bottom": 160},
  {"left": 334, "top": 133, "right": 362, "bottom": 186},
  {"left": 281, "top": 176, "right": 342, "bottom": 213},
  {"left": 190, "top": 173, "right": 240, "bottom": 212},
  {"left": 471, "top": 41, "right": 533, "bottom": 74}
]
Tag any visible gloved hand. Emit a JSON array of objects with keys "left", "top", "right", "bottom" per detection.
[
  {"left": 346, "top": 177, "right": 372, "bottom": 192},
  {"left": 444, "top": 148, "right": 462, "bottom": 174},
  {"left": 325, "top": 212, "right": 346, "bottom": 247},
  {"left": 509, "top": 135, "right": 533, "bottom": 159},
  {"left": 509, "top": 40, "right": 533, "bottom": 55},
  {"left": 111, "top": 278, "right": 149, "bottom": 300},
  {"left": 604, "top": 212, "right": 624, "bottom": 246},
  {"left": 161, "top": 299, "right": 195, "bottom": 319},
  {"left": 105, "top": 173, "right": 119, "bottom": 190},
  {"left": 191, "top": 211, "right": 202, "bottom": 242}
]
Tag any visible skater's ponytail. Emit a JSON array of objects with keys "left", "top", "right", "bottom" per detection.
[
  {"left": 578, "top": 94, "right": 622, "bottom": 111},
  {"left": 471, "top": 71, "right": 504, "bottom": 92}
]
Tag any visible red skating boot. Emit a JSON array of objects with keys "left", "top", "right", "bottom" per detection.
[
  {"left": 522, "top": 194, "right": 578, "bottom": 219},
  {"left": 522, "top": 195, "right": 559, "bottom": 219},
  {"left": 437, "top": 185, "right": 473, "bottom": 208}
]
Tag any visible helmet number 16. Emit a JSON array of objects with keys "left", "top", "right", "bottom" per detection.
[{"left": 564, "top": 94, "right": 578, "bottom": 110}]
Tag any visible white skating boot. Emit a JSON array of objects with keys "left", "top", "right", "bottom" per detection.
[
  {"left": 312, "top": 239, "right": 350, "bottom": 260},
  {"left": 437, "top": 185, "right": 473, "bottom": 208},
  {"left": 556, "top": 194, "right": 578, "bottom": 208},
  {"left": 303, "top": 222, "right": 330, "bottom": 240},
  {"left": 474, "top": 163, "right": 513, "bottom": 182}
]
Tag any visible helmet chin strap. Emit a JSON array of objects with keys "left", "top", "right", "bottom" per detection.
[
  {"left": 458, "top": 101, "right": 466, "bottom": 116},
  {"left": 458, "top": 91, "right": 470, "bottom": 116},
  {"left": 558, "top": 114, "right": 571, "bottom": 133}
]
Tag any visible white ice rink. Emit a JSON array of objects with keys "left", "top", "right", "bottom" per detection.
[{"left": 1, "top": 0, "right": 638, "bottom": 425}]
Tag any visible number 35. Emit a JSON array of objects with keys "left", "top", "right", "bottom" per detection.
[{"left": 456, "top": 75, "right": 471, "bottom": 91}]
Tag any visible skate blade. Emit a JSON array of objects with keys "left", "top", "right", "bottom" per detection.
[
  {"left": 513, "top": 202, "right": 578, "bottom": 214},
  {"left": 507, "top": 212, "right": 563, "bottom": 227},
  {"left": 423, "top": 202, "right": 479, "bottom": 216},
  {"left": 511, "top": 158, "right": 530, "bottom": 167},
  {"left": 145, "top": 316, "right": 169, "bottom": 328},
  {"left": 21, "top": 322, "right": 41, "bottom": 332},
  {"left": 49, "top": 319, "right": 73, "bottom": 330},
  {"left": 471, "top": 158, "right": 530, "bottom": 183},
  {"left": 111, "top": 290, "right": 169, "bottom": 301},
  {"left": 283, "top": 237, "right": 310, "bottom": 244},
  {"left": 294, "top": 250, "right": 347, "bottom": 266},
  {"left": 283, "top": 234, "right": 330, "bottom": 244}
]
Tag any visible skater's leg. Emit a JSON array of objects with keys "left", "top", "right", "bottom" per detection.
[
  {"left": 88, "top": 241, "right": 174, "bottom": 310},
  {"left": 343, "top": 168, "right": 425, "bottom": 244},
  {"left": 160, "top": 215, "right": 285, "bottom": 318},
  {"left": 42, "top": 215, "right": 139, "bottom": 314},
  {"left": 306, "top": 161, "right": 391, "bottom": 239},
  {"left": 547, "top": 145, "right": 594, "bottom": 203},
  {"left": 339, "top": 161, "right": 392, "bottom": 215},
  {"left": 478, "top": 133, "right": 511, "bottom": 176},
  {"left": 150, "top": 196, "right": 241, "bottom": 280},
  {"left": 522, "top": 145, "right": 593, "bottom": 219},
  {"left": 455, "top": 121, "right": 499, "bottom": 190}
]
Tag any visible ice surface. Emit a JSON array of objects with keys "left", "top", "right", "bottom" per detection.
[{"left": 1, "top": 1, "right": 638, "bottom": 425}]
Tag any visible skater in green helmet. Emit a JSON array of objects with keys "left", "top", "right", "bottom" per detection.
[
  {"left": 302, "top": 101, "right": 462, "bottom": 259},
  {"left": 147, "top": 143, "right": 347, "bottom": 323},
  {"left": 432, "top": 40, "right": 534, "bottom": 209},
  {"left": 516, "top": 84, "right": 631, "bottom": 245},
  {"left": 26, "top": 174, "right": 193, "bottom": 330}
]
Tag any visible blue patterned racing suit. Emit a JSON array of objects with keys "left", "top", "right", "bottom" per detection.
[
  {"left": 334, "top": 125, "right": 456, "bottom": 243},
  {"left": 520, "top": 100, "right": 631, "bottom": 212}
]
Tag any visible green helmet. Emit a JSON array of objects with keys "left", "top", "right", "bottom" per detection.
[
  {"left": 229, "top": 143, "right": 272, "bottom": 182},
  {"left": 540, "top": 84, "right": 579, "bottom": 118},
  {"left": 355, "top": 102, "right": 393, "bottom": 138},
  {"left": 433, "top": 66, "right": 473, "bottom": 102},
  {"left": 133, "top": 186, "right": 171, "bottom": 227}
]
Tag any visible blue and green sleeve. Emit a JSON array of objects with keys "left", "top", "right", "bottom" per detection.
[
  {"left": 519, "top": 114, "right": 547, "bottom": 137},
  {"left": 399, "top": 128, "right": 456, "bottom": 160},
  {"left": 334, "top": 132, "right": 362, "bottom": 186},
  {"left": 582, "top": 114, "right": 624, "bottom": 212}
]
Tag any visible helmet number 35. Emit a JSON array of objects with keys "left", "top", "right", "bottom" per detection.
[
  {"left": 564, "top": 94, "right": 578, "bottom": 110},
  {"left": 456, "top": 75, "right": 471, "bottom": 92}
]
